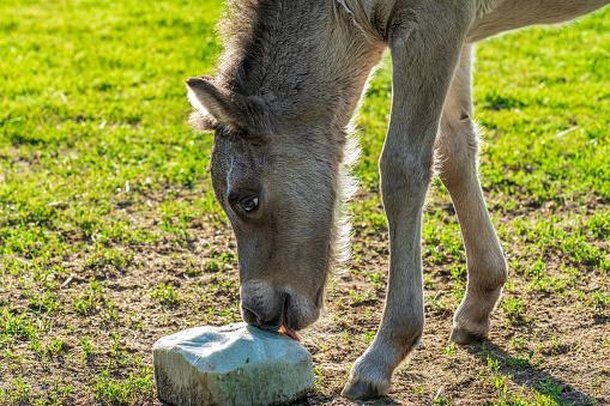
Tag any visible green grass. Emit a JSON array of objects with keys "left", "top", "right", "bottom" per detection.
[{"left": 0, "top": 0, "right": 609, "bottom": 404}]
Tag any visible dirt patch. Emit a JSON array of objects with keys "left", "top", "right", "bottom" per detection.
[{"left": 1, "top": 191, "right": 608, "bottom": 405}]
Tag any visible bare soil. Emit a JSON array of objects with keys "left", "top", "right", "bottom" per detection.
[{"left": 4, "top": 191, "right": 607, "bottom": 405}]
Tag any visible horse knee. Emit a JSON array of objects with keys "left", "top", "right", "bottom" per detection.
[{"left": 380, "top": 150, "right": 433, "bottom": 206}]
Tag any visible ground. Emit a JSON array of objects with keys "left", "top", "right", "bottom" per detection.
[{"left": 0, "top": 1, "right": 608, "bottom": 405}]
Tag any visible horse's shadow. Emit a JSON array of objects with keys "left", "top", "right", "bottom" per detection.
[
  {"left": 461, "top": 341, "right": 598, "bottom": 405},
  {"left": 300, "top": 340, "right": 599, "bottom": 405},
  {"left": 463, "top": 341, "right": 598, "bottom": 405}
]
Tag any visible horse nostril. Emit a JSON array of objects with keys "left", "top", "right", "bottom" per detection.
[
  {"left": 241, "top": 305, "right": 261, "bottom": 324},
  {"left": 241, "top": 302, "right": 284, "bottom": 331}
]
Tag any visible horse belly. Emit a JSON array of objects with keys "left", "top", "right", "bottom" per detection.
[{"left": 467, "top": 0, "right": 609, "bottom": 42}]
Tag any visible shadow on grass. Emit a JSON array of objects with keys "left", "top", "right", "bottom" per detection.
[
  {"left": 464, "top": 341, "right": 599, "bottom": 405},
  {"left": 285, "top": 339, "right": 601, "bottom": 405}
]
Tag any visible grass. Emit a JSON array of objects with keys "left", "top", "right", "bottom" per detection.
[{"left": 0, "top": 0, "right": 609, "bottom": 404}]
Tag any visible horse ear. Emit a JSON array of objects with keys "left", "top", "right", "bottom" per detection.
[{"left": 186, "top": 76, "right": 256, "bottom": 132}]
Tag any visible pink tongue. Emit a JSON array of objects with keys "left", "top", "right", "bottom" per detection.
[{"left": 279, "top": 324, "right": 300, "bottom": 341}]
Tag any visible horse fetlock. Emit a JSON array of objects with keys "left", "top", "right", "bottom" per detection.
[
  {"left": 392, "top": 318, "right": 424, "bottom": 352},
  {"left": 451, "top": 291, "right": 497, "bottom": 344},
  {"left": 342, "top": 350, "right": 392, "bottom": 400},
  {"left": 480, "top": 254, "right": 508, "bottom": 286},
  {"left": 342, "top": 321, "right": 422, "bottom": 400}
]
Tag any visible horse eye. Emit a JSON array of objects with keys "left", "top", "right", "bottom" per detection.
[{"left": 239, "top": 195, "right": 259, "bottom": 213}]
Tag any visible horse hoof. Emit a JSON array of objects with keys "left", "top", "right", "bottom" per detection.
[
  {"left": 341, "top": 369, "right": 390, "bottom": 400},
  {"left": 342, "top": 378, "right": 388, "bottom": 400},
  {"left": 450, "top": 326, "right": 486, "bottom": 345}
]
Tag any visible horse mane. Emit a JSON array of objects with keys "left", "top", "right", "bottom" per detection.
[{"left": 214, "top": 0, "right": 283, "bottom": 93}]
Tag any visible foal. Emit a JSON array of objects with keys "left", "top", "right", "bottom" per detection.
[{"left": 186, "top": 0, "right": 609, "bottom": 399}]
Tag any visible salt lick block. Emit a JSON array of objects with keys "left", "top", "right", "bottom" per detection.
[{"left": 153, "top": 323, "right": 314, "bottom": 405}]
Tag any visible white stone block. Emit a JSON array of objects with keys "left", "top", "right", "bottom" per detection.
[{"left": 153, "top": 323, "right": 314, "bottom": 405}]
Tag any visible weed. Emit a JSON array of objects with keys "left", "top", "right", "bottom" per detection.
[
  {"left": 73, "top": 281, "right": 105, "bottom": 316},
  {"left": 151, "top": 283, "right": 180, "bottom": 307},
  {"left": 80, "top": 336, "right": 95, "bottom": 361},
  {"left": 94, "top": 369, "right": 154, "bottom": 405},
  {"left": 443, "top": 343, "right": 457, "bottom": 357},
  {"left": 502, "top": 297, "right": 526, "bottom": 323}
]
